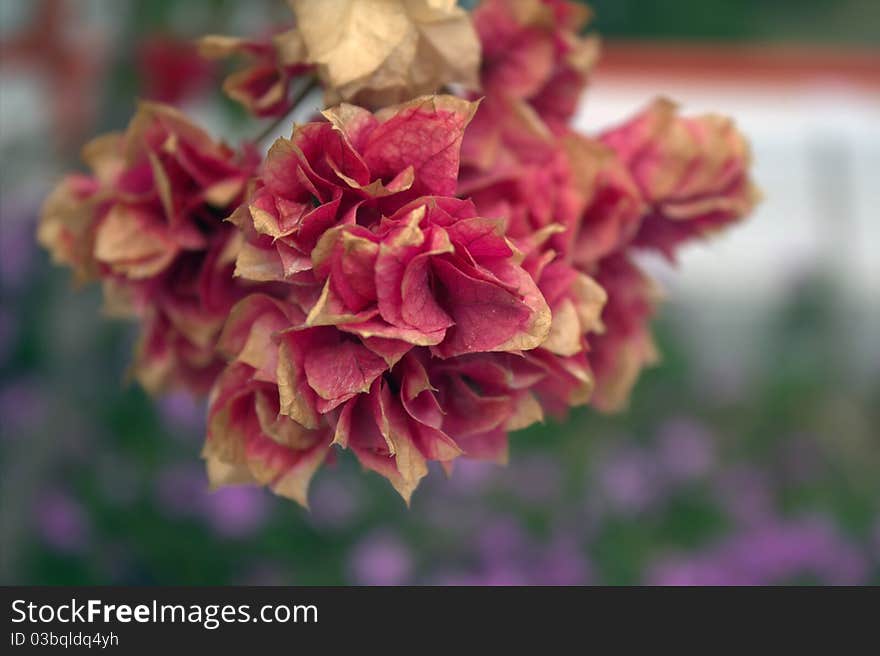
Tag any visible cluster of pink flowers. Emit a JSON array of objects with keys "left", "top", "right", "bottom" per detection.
[
  {"left": 40, "top": 0, "right": 757, "bottom": 506},
  {"left": 38, "top": 103, "right": 269, "bottom": 393}
]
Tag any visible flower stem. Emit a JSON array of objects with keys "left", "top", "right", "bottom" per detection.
[{"left": 253, "top": 77, "right": 320, "bottom": 144}]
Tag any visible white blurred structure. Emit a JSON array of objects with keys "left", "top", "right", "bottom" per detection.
[{"left": 573, "top": 44, "right": 880, "bottom": 382}]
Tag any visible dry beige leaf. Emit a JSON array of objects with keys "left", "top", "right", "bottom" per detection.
[{"left": 286, "top": 0, "right": 480, "bottom": 107}]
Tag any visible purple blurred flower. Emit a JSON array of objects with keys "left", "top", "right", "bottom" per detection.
[
  {"left": 647, "top": 515, "right": 869, "bottom": 585},
  {"left": 713, "top": 465, "right": 773, "bottom": 526},
  {"left": 0, "top": 379, "right": 45, "bottom": 440},
  {"left": 308, "top": 475, "right": 360, "bottom": 529},
  {"left": 446, "top": 458, "right": 497, "bottom": 494},
  {"left": 648, "top": 557, "right": 751, "bottom": 586},
  {"left": 154, "top": 464, "right": 206, "bottom": 518},
  {"left": 532, "top": 537, "right": 592, "bottom": 585},
  {"left": 595, "top": 444, "right": 661, "bottom": 515},
  {"left": 477, "top": 517, "right": 530, "bottom": 563},
  {"left": 0, "top": 207, "right": 37, "bottom": 290},
  {"left": 504, "top": 454, "right": 562, "bottom": 504},
  {"left": 349, "top": 531, "right": 413, "bottom": 586},
  {"left": 430, "top": 524, "right": 591, "bottom": 585},
  {"left": 157, "top": 391, "right": 205, "bottom": 437},
  {"left": 433, "top": 564, "right": 530, "bottom": 586},
  {"left": 154, "top": 463, "right": 269, "bottom": 538},
  {"left": 420, "top": 463, "right": 495, "bottom": 532},
  {"left": 776, "top": 434, "right": 824, "bottom": 484},
  {"left": 421, "top": 492, "right": 487, "bottom": 534},
  {"left": 656, "top": 417, "right": 715, "bottom": 482},
  {"left": 202, "top": 486, "right": 270, "bottom": 538},
  {"left": 34, "top": 490, "right": 91, "bottom": 554},
  {"left": 431, "top": 571, "right": 478, "bottom": 586},
  {"left": 478, "top": 564, "right": 530, "bottom": 586}
]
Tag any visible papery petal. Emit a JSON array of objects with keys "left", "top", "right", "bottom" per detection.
[
  {"left": 203, "top": 364, "right": 331, "bottom": 508},
  {"left": 365, "top": 95, "right": 478, "bottom": 197},
  {"left": 303, "top": 337, "right": 389, "bottom": 412},
  {"left": 430, "top": 258, "right": 551, "bottom": 357},
  {"left": 93, "top": 205, "right": 178, "bottom": 279},
  {"left": 588, "top": 255, "right": 661, "bottom": 411},
  {"left": 335, "top": 392, "right": 427, "bottom": 505},
  {"left": 37, "top": 175, "right": 102, "bottom": 283}
]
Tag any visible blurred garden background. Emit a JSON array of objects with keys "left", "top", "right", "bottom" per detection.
[{"left": 1, "top": 0, "right": 878, "bottom": 585}]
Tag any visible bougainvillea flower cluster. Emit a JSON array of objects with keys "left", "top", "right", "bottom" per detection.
[
  {"left": 38, "top": 102, "right": 264, "bottom": 393},
  {"left": 40, "top": 0, "right": 757, "bottom": 506}
]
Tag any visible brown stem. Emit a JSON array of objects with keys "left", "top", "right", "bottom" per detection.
[{"left": 253, "top": 77, "right": 320, "bottom": 143}]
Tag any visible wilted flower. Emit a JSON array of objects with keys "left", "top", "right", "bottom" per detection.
[
  {"left": 331, "top": 349, "right": 545, "bottom": 497},
  {"left": 37, "top": 1, "right": 761, "bottom": 513},
  {"left": 206, "top": 96, "right": 608, "bottom": 504},
  {"left": 459, "top": 0, "right": 598, "bottom": 220},
  {"left": 458, "top": 102, "right": 609, "bottom": 420},
  {"left": 230, "top": 95, "right": 479, "bottom": 283},
  {"left": 460, "top": 122, "right": 586, "bottom": 253},
  {"left": 310, "top": 196, "right": 551, "bottom": 356},
  {"left": 469, "top": 99, "right": 756, "bottom": 413},
  {"left": 38, "top": 102, "right": 260, "bottom": 393},
  {"left": 518, "top": 250, "right": 606, "bottom": 414},
  {"left": 199, "top": 30, "right": 312, "bottom": 118},
  {"left": 473, "top": 0, "right": 598, "bottom": 131},
  {"left": 459, "top": 83, "right": 757, "bottom": 422},
  {"left": 203, "top": 356, "right": 334, "bottom": 509},
  {"left": 563, "top": 133, "right": 645, "bottom": 268},
  {"left": 601, "top": 98, "right": 759, "bottom": 259},
  {"left": 587, "top": 254, "right": 660, "bottom": 412}
]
